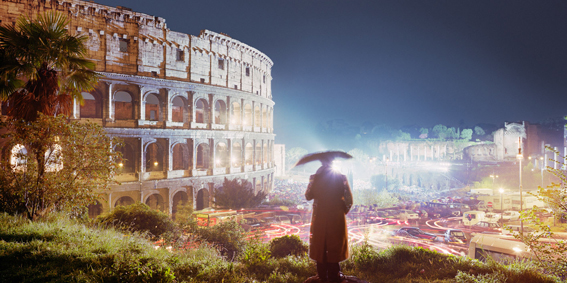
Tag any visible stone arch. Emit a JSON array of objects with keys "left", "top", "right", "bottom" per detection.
[
  {"left": 214, "top": 99, "right": 227, "bottom": 124},
  {"left": 172, "top": 143, "right": 189, "bottom": 170},
  {"left": 262, "top": 107, "right": 267, "bottom": 128},
  {"left": 196, "top": 188, "right": 209, "bottom": 210},
  {"left": 115, "top": 196, "right": 135, "bottom": 207},
  {"left": 255, "top": 142, "right": 261, "bottom": 164},
  {"left": 87, "top": 200, "right": 103, "bottom": 218},
  {"left": 231, "top": 101, "right": 241, "bottom": 125},
  {"left": 145, "top": 142, "right": 164, "bottom": 172},
  {"left": 171, "top": 96, "right": 187, "bottom": 123},
  {"left": 232, "top": 142, "right": 242, "bottom": 167},
  {"left": 10, "top": 144, "right": 27, "bottom": 170},
  {"left": 195, "top": 98, "right": 209, "bottom": 123},
  {"left": 114, "top": 91, "right": 134, "bottom": 120},
  {"left": 172, "top": 190, "right": 189, "bottom": 220},
  {"left": 116, "top": 142, "right": 135, "bottom": 173},
  {"left": 245, "top": 143, "right": 253, "bottom": 165},
  {"left": 145, "top": 193, "right": 165, "bottom": 212},
  {"left": 80, "top": 92, "right": 102, "bottom": 118},
  {"left": 196, "top": 143, "right": 209, "bottom": 169},
  {"left": 145, "top": 93, "right": 160, "bottom": 121},
  {"left": 254, "top": 105, "right": 260, "bottom": 127},
  {"left": 215, "top": 142, "right": 228, "bottom": 167},
  {"left": 244, "top": 103, "right": 252, "bottom": 126}
]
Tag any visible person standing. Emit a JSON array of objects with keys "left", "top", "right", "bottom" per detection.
[{"left": 305, "top": 159, "right": 353, "bottom": 283}]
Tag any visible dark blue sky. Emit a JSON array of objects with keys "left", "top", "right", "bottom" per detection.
[{"left": 94, "top": 0, "right": 567, "bottom": 149}]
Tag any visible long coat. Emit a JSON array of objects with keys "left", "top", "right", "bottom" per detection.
[{"left": 305, "top": 165, "right": 353, "bottom": 263}]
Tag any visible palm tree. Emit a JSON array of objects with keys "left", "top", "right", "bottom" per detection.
[{"left": 0, "top": 12, "right": 100, "bottom": 121}]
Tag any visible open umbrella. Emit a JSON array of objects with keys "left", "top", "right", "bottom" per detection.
[{"left": 293, "top": 150, "right": 353, "bottom": 167}]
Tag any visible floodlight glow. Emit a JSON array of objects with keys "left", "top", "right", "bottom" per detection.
[{"left": 154, "top": 161, "right": 158, "bottom": 167}]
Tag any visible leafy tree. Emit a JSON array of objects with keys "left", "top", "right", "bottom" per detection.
[
  {"left": 0, "top": 114, "right": 120, "bottom": 219},
  {"left": 214, "top": 178, "right": 267, "bottom": 209},
  {"left": 514, "top": 148, "right": 567, "bottom": 277},
  {"left": 460, "top": 129, "right": 473, "bottom": 141},
  {"left": 474, "top": 126, "right": 485, "bottom": 136},
  {"left": 348, "top": 148, "right": 369, "bottom": 162},
  {"left": 394, "top": 130, "right": 411, "bottom": 141},
  {"left": 432, "top": 124, "right": 448, "bottom": 139},
  {"left": 285, "top": 147, "right": 308, "bottom": 170},
  {"left": 0, "top": 12, "right": 99, "bottom": 122}
]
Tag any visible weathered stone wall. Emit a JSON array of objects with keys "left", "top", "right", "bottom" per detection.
[{"left": 0, "top": 0, "right": 276, "bottom": 217}]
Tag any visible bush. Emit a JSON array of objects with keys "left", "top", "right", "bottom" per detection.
[
  {"left": 95, "top": 203, "right": 176, "bottom": 240},
  {"left": 269, "top": 235, "right": 308, "bottom": 258},
  {"left": 193, "top": 220, "right": 247, "bottom": 260}
]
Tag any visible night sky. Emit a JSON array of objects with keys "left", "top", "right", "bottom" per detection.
[{"left": 93, "top": 0, "right": 567, "bottom": 149}]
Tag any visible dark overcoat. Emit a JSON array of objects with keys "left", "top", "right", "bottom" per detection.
[{"left": 305, "top": 165, "right": 353, "bottom": 263}]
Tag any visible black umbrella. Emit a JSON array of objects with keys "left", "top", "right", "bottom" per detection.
[{"left": 293, "top": 151, "right": 353, "bottom": 167}]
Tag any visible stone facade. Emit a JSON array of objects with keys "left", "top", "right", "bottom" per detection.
[{"left": 0, "top": 0, "right": 276, "bottom": 217}]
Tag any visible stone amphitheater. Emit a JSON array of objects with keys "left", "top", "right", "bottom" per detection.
[{"left": 0, "top": 0, "right": 276, "bottom": 217}]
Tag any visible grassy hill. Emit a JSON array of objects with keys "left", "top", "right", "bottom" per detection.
[{"left": 0, "top": 213, "right": 560, "bottom": 283}]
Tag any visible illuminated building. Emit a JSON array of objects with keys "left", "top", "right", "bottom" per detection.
[{"left": 0, "top": 0, "right": 275, "bottom": 217}]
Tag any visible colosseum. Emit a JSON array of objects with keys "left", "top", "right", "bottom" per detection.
[{"left": 0, "top": 0, "right": 276, "bottom": 217}]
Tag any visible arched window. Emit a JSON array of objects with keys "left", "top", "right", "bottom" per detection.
[
  {"left": 115, "top": 196, "right": 135, "bottom": 207},
  {"left": 145, "top": 93, "right": 160, "bottom": 121},
  {"left": 255, "top": 142, "right": 261, "bottom": 164},
  {"left": 114, "top": 91, "right": 133, "bottom": 120},
  {"left": 254, "top": 106, "right": 260, "bottom": 127},
  {"left": 171, "top": 96, "right": 185, "bottom": 123},
  {"left": 196, "top": 99, "right": 208, "bottom": 123},
  {"left": 215, "top": 142, "right": 228, "bottom": 167},
  {"left": 262, "top": 107, "right": 267, "bottom": 128},
  {"left": 145, "top": 143, "right": 163, "bottom": 172},
  {"left": 244, "top": 104, "right": 252, "bottom": 126},
  {"left": 80, "top": 92, "right": 100, "bottom": 118},
  {"left": 172, "top": 143, "right": 187, "bottom": 170},
  {"left": 245, "top": 143, "right": 253, "bottom": 165},
  {"left": 116, "top": 143, "right": 135, "bottom": 173},
  {"left": 214, "top": 100, "right": 226, "bottom": 124},
  {"left": 231, "top": 102, "right": 241, "bottom": 125},
  {"left": 232, "top": 142, "right": 242, "bottom": 167},
  {"left": 145, "top": 194, "right": 165, "bottom": 212},
  {"left": 10, "top": 144, "right": 27, "bottom": 171},
  {"left": 196, "top": 143, "right": 209, "bottom": 169}
]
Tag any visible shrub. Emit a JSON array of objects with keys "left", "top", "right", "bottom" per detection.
[
  {"left": 95, "top": 203, "right": 176, "bottom": 240},
  {"left": 193, "top": 220, "right": 247, "bottom": 260},
  {"left": 269, "top": 235, "right": 308, "bottom": 258}
]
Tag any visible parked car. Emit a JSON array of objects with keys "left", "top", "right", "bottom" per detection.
[
  {"left": 502, "top": 211, "right": 520, "bottom": 221},
  {"left": 463, "top": 211, "right": 486, "bottom": 226},
  {"left": 469, "top": 221, "right": 501, "bottom": 234},
  {"left": 241, "top": 217, "right": 269, "bottom": 231},
  {"left": 397, "top": 209, "right": 420, "bottom": 220},
  {"left": 391, "top": 227, "right": 437, "bottom": 240},
  {"left": 484, "top": 212, "right": 501, "bottom": 223},
  {"left": 442, "top": 229, "right": 467, "bottom": 244}
]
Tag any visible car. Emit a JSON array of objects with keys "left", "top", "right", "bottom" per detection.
[
  {"left": 502, "top": 211, "right": 520, "bottom": 221},
  {"left": 241, "top": 217, "right": 264, "bottom": 231},
  {"left": 469, "top": 221, "right": 501, "bottom": 233},
  {"left": 392, "top": 227, "right": 437, "bottom": 240},
  {"left": 484, "top": 212, "right": 501, "bottom": 223},
  {"left": 397, "top": 209, "right": 420, "bottom": 220},
  {"left": 442, "top": 229, "right": 467, "bottom": 244}
]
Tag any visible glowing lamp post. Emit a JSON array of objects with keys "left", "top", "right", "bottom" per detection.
[
  {"left": 517, "top": 137, "right": 524, "bottom": 234},
  {"left": 499, "top": 188, "right": 504, "bottom": 226}
]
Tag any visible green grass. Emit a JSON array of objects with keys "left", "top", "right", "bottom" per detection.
[{"left": 0, "top": 213, "right": 561, "bottom": 283}]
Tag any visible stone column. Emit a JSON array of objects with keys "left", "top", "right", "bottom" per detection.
[
  {"left": 139, "top": 87, "right": 146, "bottom": 120},
  {"left": 107, "top": 82, "right": 114, "bottom": 121},
  {"left": 228, "top": 139, "right": 233, "bottom": 168},
  {"left": 139, "top": 138, "right": 145, "bottom": 181},
  {"left": 210, "top": 139, "right": 216, "bottom": 170},
  {"left": 166, "top": 89, "right": 173, "bottom": 123},
  {"left": 167, "top": 139, "right": 172, "bottom": 171}
]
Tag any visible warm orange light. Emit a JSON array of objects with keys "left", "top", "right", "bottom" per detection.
[{"left": 154, "top": 161, "right": 159, "bottom": 167}]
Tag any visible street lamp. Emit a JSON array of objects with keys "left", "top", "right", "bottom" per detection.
[
  {"left": 490, "top": 173, "right": 499, "bottom": 194},
  {"left": 518, "top": 152, "right": 524, "bottom": 234},
  {"left": 540, "top": 156, "right": 544, "bottom": 187},
  {"left": 499, "top": 188, "right": 504, "bottom": 227}
]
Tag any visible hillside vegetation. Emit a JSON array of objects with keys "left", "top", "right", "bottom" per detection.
[{"left": 0, "top": 213, "right": 560, "bottom": 283}]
